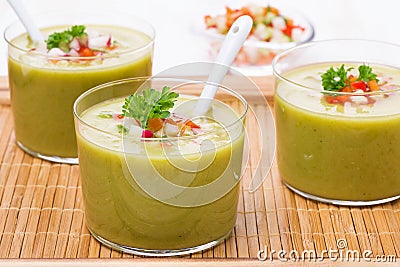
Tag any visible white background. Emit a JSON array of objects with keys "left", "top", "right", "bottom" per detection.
[{"left": 1, "top": 0, "right": 400, "bottom": 76}]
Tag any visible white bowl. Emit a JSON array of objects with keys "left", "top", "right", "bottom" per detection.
[{"left": 198, "top": 4, "right": 315, "bottom": 76}]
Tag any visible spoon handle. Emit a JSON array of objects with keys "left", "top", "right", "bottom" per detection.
[
  {"left": 195, "top": 15, "right": 252, "bottom": 115},
  {"left": 7, "top": 0, "right": 44, "bottom": 42}
]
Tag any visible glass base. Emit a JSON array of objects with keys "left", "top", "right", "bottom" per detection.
[
  {"left": 285, "top": 183, "right": 400, "bottom": 206},
  {"left": 88, "top": 227, "right": 231, "bottom": 257},
  {"left": 17, "top": 141, "right": 78, "bottom": 165}
]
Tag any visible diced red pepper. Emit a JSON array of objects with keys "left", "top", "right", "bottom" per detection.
[
  {"left": 351, "top": 81, "right": 367, "bottom": 91},
  {"left": 141, "top": 129, "right": 154, "bottom": 138},
  {"left": 78, "top": 47, "right": 95, "bottom": 57},
  {"left": 184, "top": 119, "right": 201, "bottom": 129},
  {"left": 325, "top": 95, "right": 350, "bottom": 104}
]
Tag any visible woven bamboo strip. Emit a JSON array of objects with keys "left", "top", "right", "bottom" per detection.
[
  {"left": 20, "top": 163, "right": 51, "bottom": 258},
  {"left": 191, "top": 251, "right": 202, "bottom": 259},
  {"left": 293, "top": 196, "right": 316, "bottom": 256},
  {"left": 371, "top": 205, "right": 396, "bottom": 256},
  {"left": 305, "top": 200, "right": 327, "bottom": 257},
  {"left": 77, "top": 216, "right": 91, "bottom": 258},
  {"left": 0, "top": 107, "right": 13, "bottom": 162},
  {"left": 235, "top": 186, "right": 249, "bottom": 258},
  {"left": 266, "top": 164, "right": 293, "bottom": 256},
  {"left": 253, "top": 189, "right": 268, "bottom": 258},
  {"left": 339, "top": 207, "right": 361, "bottom": 254},
  {"left": 241, "top": 109, "right": 261, "bottom": 258},
  {"left": 213, "top": 240, "right": 227, "bottom": 258},
  {"left": 0, "top": 113, "right": 14, "bottom": 173},
  {"left": 54, "top": 165, "right": 80, "bottom": 258},
  {"left": 349, "top": 208, "right": 372, "bottom": 256},
  {"left": 0, "top": 127, "right": 14, "bottom": 203},
  {"left": 87, "top": 236, "right": 101, "bottom": 258},
  {"left": 0, "top": 149, "right": 29, "bottom": 257},
  {"left": 361, "top": 208, "right": 385, "bottom": 257},
  {"left": 269, "top": 164, "right": 293, "bottom": 255},
  {"left": 31, "top": 164, "right": 62, "bottom": 258},
  {"left": 316, "top": 203, "right": 337, "bottom": 257},
  {"left": 227, "top": 100, "right": 248, "bottom": 259},
  {"left": 75, "top": 178, "right": 91, "bottom": 259},
  {"left": 225, "top": 229, "right": 238, "bottom": 258},
  {"left": 9, "top": 155, "right": 41, "bottom": 258},
  {"left": 283, "top": 185, "right": 304, "bottom": 254},
  {"left": 262, "top": 166, "right": 281, "bottom": 257},
  {"left": 99, "top": 244, "right": 112, "bottom": 258},
  {"left": 324, "top": 204, "right": 347, "bottom": 254},
  {"left": 43, "top": 165, "right": 71, "bottom": 258},
  {"left": 245, "top": 104, "right": 272, "bottom": 257},
  {"left": 391, "top": 201, "right": 400, "bottom": 256},
  {"left": 203, "top": 244, "right": 214, "bottom": 258},
  {"left": 381, "top": 203, "right": 400, "bottom": 256},
  {"left": 65, "top": 171, "right": 85, "bottom": 258}
]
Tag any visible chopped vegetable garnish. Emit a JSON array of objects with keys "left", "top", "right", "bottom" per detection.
[
  {"left": 321, "top": 64, "right": 381, "bottom": 104},
  {"left": 120, "top": 87, "right": 205, "bottom": 138},
  {"left": 117, "top": 124, "right": 128, "bottom": 134},
  {"left": 97, "top": 112, "right": 113, "bottom": 119},
  {"left": 46, "top": 25, "right": 87, "bottom": 52},
  {"left": 44, "top": 25, "right": 117, "bottom": 61},
  {"left": 205, "top": 4, "right": 305, "bottom": 42},
  {"left": 122, "top": 86, "right": 179, "bottom": 130}
]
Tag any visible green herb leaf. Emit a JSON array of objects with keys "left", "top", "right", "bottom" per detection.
[
  {"left": 122, "top": 86, "right": 179, "bottom": 129},
  {"left": 358, "top": 65, "right": 378, "bottom": 82},
  {"left": 97, "top": 112, "right": 113, "bottom": 119},
  {"left": 321, "top": 64, "right": 352, "bottom": 91},
  {"left": 45, "top": 25, "right": 87, "bottom": 52},
  {"left": 117, "top": 124, "right": 128, "bottom": 134}
]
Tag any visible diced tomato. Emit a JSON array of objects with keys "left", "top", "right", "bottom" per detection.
[
  {"left": 340, "top": 86, "right": 353, "bottom": 93},
  {"left": 225, "top": 7, "right": 254, "bottom": 29},
  {"left": 325, "top": 95, "right": 350, "bottom": 104},
  {"left": 184, "top": 119, "right": 201, "bottom": 129},
  {"left": 367, "top": 80, "right": 380, "bottom": 91},
  {"left": 281, "top": 26, "right": 292, "bottom": 37},
  {"left": 351, "top": 81, "right": 367, "bottom": 91},
  {"left": 116, "top": 114, "right": 124, "bottom": 120},
  {"left": 147, "top": 118, "right": 163, "bottom": 133},
  {"left": 348, "top": 75, "right": 357, "bottom": 83},
  {"left": 78, "top": 47, "right": 95, "bottom": 57}
]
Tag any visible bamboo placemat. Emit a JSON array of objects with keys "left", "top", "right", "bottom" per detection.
[{"left": 0, "top": 76, "right": 399, "bottom": 266}]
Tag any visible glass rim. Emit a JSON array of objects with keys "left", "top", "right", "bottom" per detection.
[
  {"left": 272, "top": 39, "right": 400, "bottom": 95},
  {"left": 3, "top": 10, "right": 155, "bottom": 59},
  {"left": 73, "top": 76, "right": 249, "bottom": 142}
]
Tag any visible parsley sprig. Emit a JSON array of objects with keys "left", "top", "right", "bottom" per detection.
[
  {"left": 321, "top": 64, "right": 378, "bottom": 91},
  {"left": 122, "top": 86, "right": 179, "bottom": 129},
  {"left": 45, "top": 25, "right": 87, "bottom": 52},
  {"left": 321, "top": 65, "right": 353, "bottom": 91},
  {"left": 358, "top": 65, "right": 378, "bottom": 82}
]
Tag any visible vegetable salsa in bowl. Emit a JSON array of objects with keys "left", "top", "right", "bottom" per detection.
[
  {"left": 202, "top": 3, "right": 314, "bottom": 75},
  {"left": 273, "top": 40, "right": 400, "bottom": 206}
]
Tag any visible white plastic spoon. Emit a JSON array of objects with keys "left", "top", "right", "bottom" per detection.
[
  {"left": 7, "top": 0, "right": 44, "bottom": 43},
  {"left": 194, "top": 15, "right": 253, "bottom": 115}
]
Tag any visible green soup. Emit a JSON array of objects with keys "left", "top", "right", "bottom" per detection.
[
  {"left": 8, "top": 25, "right": 153, "bottom": 160},
  {"left": 275, "top": 63, "right": 400, "bottom": 202},
  {"left": 75, "top": 96, "right": 245, "bottom": 252}
]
